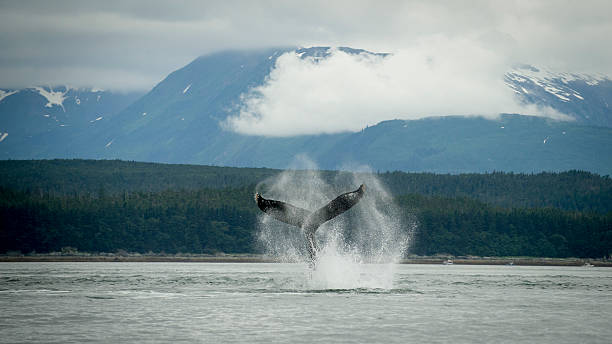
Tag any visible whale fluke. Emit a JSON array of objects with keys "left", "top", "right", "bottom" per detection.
[
  {"left": 255, "top": 184, "right": 366, "bottom": 262},
  {"left": 254, "top": 193, "right": 311, "bottom": 228},
  {"left": 306, "top": 184, "right": 366, "bottom": 231}
]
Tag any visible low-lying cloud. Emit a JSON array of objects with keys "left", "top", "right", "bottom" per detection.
[{"left": 225, "top": 42, "right": 568, "bottom": 137}]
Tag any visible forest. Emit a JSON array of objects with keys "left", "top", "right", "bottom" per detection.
[{"left": 1, "top": 159, "right": 611, "bottom": 258}]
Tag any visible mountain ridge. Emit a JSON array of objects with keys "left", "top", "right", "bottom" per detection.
[{"left": 1, "top": 47, "right": 610, "bottom": 174}]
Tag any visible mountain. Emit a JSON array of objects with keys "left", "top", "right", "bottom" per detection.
[
  {"left": 0, "top": 47, "right": 611, "bottom": 175},
  {"left": 93, "top": 47, "right": 290, "bottom": 162},
  {"left": 505, "top": 65, "right": 612, "bottom": 128},
  {"left": 92, "top": 46, "right": 386, "bottom": 163},
  {"left": 322, "top": 115, "right": 612, "bottom": 174},
  {"left": 0, "top": 86, "right": 143, "bottom": 158}
]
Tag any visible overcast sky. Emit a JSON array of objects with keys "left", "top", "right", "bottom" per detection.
[{"left": 1, "top": 0, "right": 611, "bottom": 92}]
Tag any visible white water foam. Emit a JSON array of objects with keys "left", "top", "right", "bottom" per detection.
[{"left": 256, "top": 156, "right": 412, "bottom": 290}]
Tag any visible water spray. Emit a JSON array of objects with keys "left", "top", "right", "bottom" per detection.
[{"left": 255, "top": 157, "right": 411, "bottom": 289}]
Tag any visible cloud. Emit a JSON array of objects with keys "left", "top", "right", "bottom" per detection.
[
  {"left": 0, "top": 1, "right": 611, "bottom": 91},
  {"left": 225, "top": 43, "right": 570, "bottom": 137}
]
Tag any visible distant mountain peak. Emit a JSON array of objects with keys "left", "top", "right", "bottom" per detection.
[
  {"left": 294, "top": 46, "right": 388, "bottom": 60},
  {"left": 505, "top": 65, "right": 612, "bottom": 127},
  {"left": 508, "top": 65, "right": 609, "bottom": 88}
]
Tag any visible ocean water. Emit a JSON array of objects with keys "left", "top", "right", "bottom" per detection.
[{"left": 1, "top": 262, "right": 611, "bottom": 344}]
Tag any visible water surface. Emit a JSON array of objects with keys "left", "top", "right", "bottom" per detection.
[{"left": 1, "top": 263, "right": 610, "bottom": 343}]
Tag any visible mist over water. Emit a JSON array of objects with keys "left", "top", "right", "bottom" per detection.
[{"left": 255, "top": 157, "right": 412, "bottom": 290}]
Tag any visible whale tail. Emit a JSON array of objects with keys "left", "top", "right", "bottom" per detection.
[
  {"left": 305, "top": 184, "right": 366, "bottom": 230},
  {"left": 255, "top": 192, "right": 311, "bottom": 228},
  {"left": 255, "top": 184, "right": 366, "bottom": 261}
]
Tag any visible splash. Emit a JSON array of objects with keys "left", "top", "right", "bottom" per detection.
[{"left": 256, "top": 156, "right": 412, "bottom": 290}]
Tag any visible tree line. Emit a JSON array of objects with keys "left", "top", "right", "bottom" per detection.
[
  {"left": 2, "top": 159, "right": 610, "bottom": 213},
  {"left": 1, "top": 183, "right": 610, "bottom": 258},
  {"left": 1, "top": 159, "right": 611, "bottom": 258},
  {"left": 398, "top": 194, "right": 611, "bottom": 258},
  {"left": 1, "top": 187, "right": 257, "bottom": 255}
]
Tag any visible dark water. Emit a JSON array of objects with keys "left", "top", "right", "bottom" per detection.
[{"left": 1, "top": 262, "right": 611, "bottom": 343}]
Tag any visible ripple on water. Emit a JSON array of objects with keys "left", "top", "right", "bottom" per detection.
[{"left": 2, "top": 263, "right": 612, "bottom": 344}]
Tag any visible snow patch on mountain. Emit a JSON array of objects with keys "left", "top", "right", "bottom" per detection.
[
  {"left": 505, "top": 65, "right": 610, "bottom": 102},
  {"left": 33, "top": 87, "right": 68, "bottom": 111},
  {"left": 504, "top": 65, "right": 612, "bottom": 127},
  {"left": 0, "top": 90, "right": 18, "bottom": 103},
  {"left": 509, "top": 65, "right": 607, "bottom": 85}
]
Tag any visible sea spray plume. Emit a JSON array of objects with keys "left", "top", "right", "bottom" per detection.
[
  {"left": 340, "top": 170, "right": 409, "bottom": 263},
  {"left": 254, "top": 158, "right": 411, "bottom": 289}
]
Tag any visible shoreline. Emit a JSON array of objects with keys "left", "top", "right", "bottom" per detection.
[{"left": 1, "top": 255, "right": 610, "bottom": 267}]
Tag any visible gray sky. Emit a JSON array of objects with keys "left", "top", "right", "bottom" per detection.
[{"left": 1, "top": 0, "right": 611, "bottom": 92}]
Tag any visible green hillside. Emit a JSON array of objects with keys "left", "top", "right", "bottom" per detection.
[{"left": 1, "top": 159, "right": 610, "bottom": 258}]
